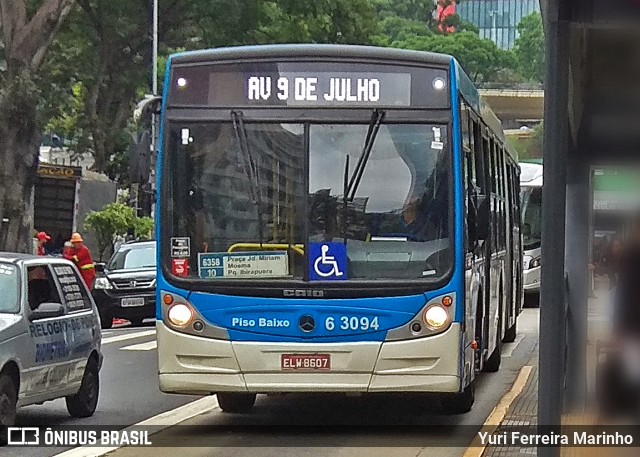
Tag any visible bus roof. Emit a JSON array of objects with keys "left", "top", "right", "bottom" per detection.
[
  {"left": 170, "top": 44, "right": 453, "bottom": 67},
  {"left": 520, "top": 162, "right": 543, "bottom": 186},
  {"left": 169, "top": 44, "right": 516, "bottom": 163}
]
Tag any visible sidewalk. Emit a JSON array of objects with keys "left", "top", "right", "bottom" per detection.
[{"left": 480, "top": 292, "right": 624, "bottom": 457}]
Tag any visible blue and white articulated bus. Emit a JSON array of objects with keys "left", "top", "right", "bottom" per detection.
[{"left": 154, "top": 45, "right": 522, "bottom": 414}]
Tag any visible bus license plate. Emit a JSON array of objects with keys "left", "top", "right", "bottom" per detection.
[
  {"left": 281, "top": 354, "right": 331, "bottom": 370},
  {"left": 121, "top": 297, "right": 145, "bottom": 307}
]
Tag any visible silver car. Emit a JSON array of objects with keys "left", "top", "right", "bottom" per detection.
[{"left": 0, "top": 254, "right": 102, "bottom": 441}]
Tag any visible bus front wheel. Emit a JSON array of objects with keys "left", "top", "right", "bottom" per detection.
[
  {"left": 217, "top": 393, "right": 256, "bottom": 413},
  {"left": 441, "top": 381, "right": 475, "bottom": 414}
]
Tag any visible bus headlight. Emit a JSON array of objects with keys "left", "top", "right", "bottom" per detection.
[
  {"left": 424, "top": 305, "right": 449, "bottom": 330},
  {"left": 167, "top": 304, "right": 194, "bottom": 327},
  {"left": 529, "top": 256, "right": 541, "bottom": 269}
]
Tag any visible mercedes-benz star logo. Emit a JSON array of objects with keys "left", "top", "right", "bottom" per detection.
[{"left": 299, "top": 315, "right": 315, "bottom": 332}]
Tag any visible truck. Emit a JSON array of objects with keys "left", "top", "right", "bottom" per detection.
[{"left": 33, "top": 159, "right": 117, "bottom": 255}]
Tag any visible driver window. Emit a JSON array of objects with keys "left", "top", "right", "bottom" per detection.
[{"left": 27, "top": 266, "right": 62, "bottom": 312}]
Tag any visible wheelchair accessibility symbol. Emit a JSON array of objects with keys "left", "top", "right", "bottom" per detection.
[{"left": 309, "top": 242, "right": 348, "bottom": 281}]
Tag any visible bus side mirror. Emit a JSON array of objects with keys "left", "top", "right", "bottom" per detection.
[{"left": 475, "top": 195, "right": 490, "bottom": 241}]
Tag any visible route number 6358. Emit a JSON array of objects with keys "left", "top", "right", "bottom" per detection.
[{"left": 324, "top": 316, "right": 379, "bottom": 331}]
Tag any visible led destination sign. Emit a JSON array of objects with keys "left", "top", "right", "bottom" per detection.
[
  {"left": 169, "top": 62, "right": 450, "bottom": 109},
  {"left": 240, "top": 72, "right": 410, "bottom": 106}
]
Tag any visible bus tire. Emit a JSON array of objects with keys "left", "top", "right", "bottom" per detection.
[
  {"left": 484, "top": 304, "right": 502, "bottom": 373},
  {"left": 217, "top": 393, "right": 256, "bottom": 413},
  {"left": 441, "top": 381, "right": 475, "bottom": 414},
  {"left": 0, "top": 374, "right": 18, "bottom": 445},
  {"left": 503, "top": 318, "right": 517, "bottom": 343}
]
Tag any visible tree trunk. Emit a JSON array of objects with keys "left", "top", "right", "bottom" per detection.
[{"left": 0, "top": 75, "right": 41, "bottom": 253}]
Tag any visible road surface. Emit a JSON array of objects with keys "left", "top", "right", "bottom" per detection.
[{"left": 9, "top": 310, "right": 540, "bottom": 457}]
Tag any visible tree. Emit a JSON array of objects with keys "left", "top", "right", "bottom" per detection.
[
  {"left": 0, "top": 0, "right": 77, "bottom": 253},
  {"left": 393, "top": 31, "right": 512, "bottom": 83},
  {"left": 84, "top": 203, "right": 134, "bottom": 260},
  {"left": 84, "top": 202, "right": 154, "bottom": 260},
  {"left": 512, "top": 12, "right": 544, "bottom": 83}
]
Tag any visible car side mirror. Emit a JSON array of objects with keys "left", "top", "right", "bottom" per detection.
[
  {"left": 30, "top": 302, "right": 65, "bottom": 321},
  {"left": 475, "top": 194, "right": 490, "bottom": 241},
  {"left": 95, "top": 262, "right": 106, "bottom": 274}
]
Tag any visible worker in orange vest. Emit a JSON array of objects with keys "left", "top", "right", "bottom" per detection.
[
  {"left": 65, "top": 233, "right": 96, "bottom": 290},
  {"left": 35, "top": 232, "right": 51, "bottom": 256}
]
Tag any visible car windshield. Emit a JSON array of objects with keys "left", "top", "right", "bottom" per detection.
[
  {"left": 0, "top": 263, "right": 20, "bottom": 313},
  {"left": 164, "top": 121, "right": 452, "bottom": 282},
  {"left": 520, "top": 187, "right": 542, "bottom": 250},
  {"left": 108, "top": 246, "right": 156, "bottom": 270}
]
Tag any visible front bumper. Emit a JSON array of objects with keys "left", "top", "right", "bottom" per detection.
[
  {"left": 157, "top": 321, "right": 463, "bottom": 394},
  {"left": 92, "top": 289, "right": 156, "bottom": 319},
  {"left": 523, "top": 266, "right": 541, "bottom": 292}
]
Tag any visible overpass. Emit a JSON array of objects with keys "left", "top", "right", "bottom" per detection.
[{"left": 480, "top": 87, "right": 544, "bottom": 128}]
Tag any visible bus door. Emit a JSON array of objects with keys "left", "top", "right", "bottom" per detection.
[
  {"left": 486, "top": 137, "right": 502, "bottom": 352},
  {"left": 472, "top": 121, "right": 493, "bottom": 366}
]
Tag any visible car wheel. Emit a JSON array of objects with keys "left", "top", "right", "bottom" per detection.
[
  {"left": 217, "top": 393, "right": 256, "bottom": 413},
  {"left": 0, "top": 374, "right": 18, "bottom": 445},
  {"left": 441, "top": 381, "right": 475, "bottom": 414},
  {"left": 66, "top": 358, "right": 99, "bottom": 418},
  {"left": 100, "top": 311, "right": 113, "bottom": 329}
]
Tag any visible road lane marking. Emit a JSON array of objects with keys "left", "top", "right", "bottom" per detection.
[
  {"left": 462, "top": 365, "right": 533, "bottom": 457},
  {"left": 102, "top": 329, "right": 156, "bottom": 345},
  {"left": 121, "top": 340, "right": 158, "bottom": 351},
  {"left": 503, "top": 335, "right": 525, "bottom": 357},
  {"left": 53, "top": 396, "right": 219, "bottom": 457}
]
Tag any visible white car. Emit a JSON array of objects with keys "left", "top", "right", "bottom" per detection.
[{"left": 0, "top": 254, "right": 102, "bottom": 442}]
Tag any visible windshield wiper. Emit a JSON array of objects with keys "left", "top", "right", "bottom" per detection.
[
  {"left": 340, "top": 109, "right": 386, "bottom": 243},
  {"left": 345, "top": 109, "right": 386, "bottom": 202},
  {"left": 231, "top": 111, "right": 264, "bottom": 245}
]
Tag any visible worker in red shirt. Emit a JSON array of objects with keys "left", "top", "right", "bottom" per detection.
[
  {"left": 65, "top": 233, "right": 96, "bottom": 290},
  {"left": 35, "top": 232, "right": 50, "bottom": 256}
]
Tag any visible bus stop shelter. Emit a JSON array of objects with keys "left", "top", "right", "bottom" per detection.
[{"left": 540, "top": 1, "right": 640, "bottom": 456}]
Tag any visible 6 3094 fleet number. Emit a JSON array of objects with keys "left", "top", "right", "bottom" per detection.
[{"left": 324, "top": 316, "right": 379, "bottom": 332}]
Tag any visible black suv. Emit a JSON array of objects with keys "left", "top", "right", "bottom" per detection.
[{"left": 92, "top": 241, "right": 156, "bottom": 329}]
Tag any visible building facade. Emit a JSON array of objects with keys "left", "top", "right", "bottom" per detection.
[{"left": 457, "top": 0, "right": 541, "bottom": 50}]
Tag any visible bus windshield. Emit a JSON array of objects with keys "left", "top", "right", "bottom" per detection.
[
  {"left": 520, "top": 186, "right": 542, "bottom": 250},
  {"left": 164, "top": 121, "right": 452, "bottom": 283}
]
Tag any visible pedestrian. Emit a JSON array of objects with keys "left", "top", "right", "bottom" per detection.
[
  {"left": 590, "top": 236, "right": 624, "bottom": 322},
  {"left": 35, "top": 232, "right": 51, "bottom": 256},
  {"left": 64, "top": 233, "right": 96, "bottom": 290},
  {"left": 609, "top": 216, "right": 640, "bottom": 413}
]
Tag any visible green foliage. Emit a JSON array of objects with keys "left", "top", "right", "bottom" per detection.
[
  {"left": 84, "top": 203, "right": 154, "bottom": 260},
  {"left": 506, "top": 123, "right": 543, "bottom": 161},
  {"left": 84, "top": 203, "right": 134, "bottom": 260},
  {"left": 133, "top": 216, "right": 154, "bottom": 240},
  {"left": 512, "top": 12, "right": 544, "bottom": 83},
  {"left": 392, "top": 31, "right": 513, "bottom": 83}
]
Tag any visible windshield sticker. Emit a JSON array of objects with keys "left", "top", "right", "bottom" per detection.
[
  {"left": 431, "top": 126, "right": 443, "bottom": 150},
  {"left": 172, "top": 258, "right": 189, "bottom": 277},
  {"left": 198, "top": 251, "right": 289, "bottom": 279},
  {"left": 171, "top": 237, "right": 191, "bottom": 258},
  {"left": 181, "top": 128, "right": 193, "bottom": 145},
  {"left": 308, "top": 242, "right": 348, "bottom": 281}
]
